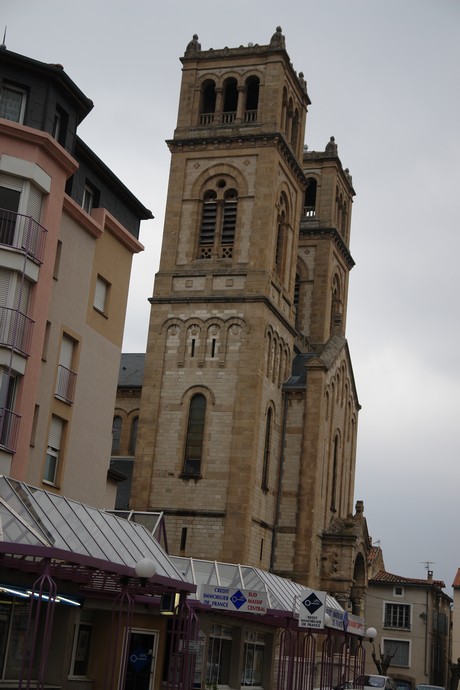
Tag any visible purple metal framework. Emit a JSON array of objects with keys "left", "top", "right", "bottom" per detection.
[
  {"left": 0, "top": 536, "right": 366, "bottom": 690},
  {"left": 18, "top": 559, "right": 57, "bottom": 690},
  {"left": 166, "top": 595, "right": 200, "bottom": 690}
]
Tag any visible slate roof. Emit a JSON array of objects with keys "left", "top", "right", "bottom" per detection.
[{"left": 118, "top": 353, "right": 145, "bottom": 388}]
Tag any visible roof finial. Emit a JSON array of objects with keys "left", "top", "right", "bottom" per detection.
[{"left": 1, "top": 26, "right": 7, "bottom": 50}]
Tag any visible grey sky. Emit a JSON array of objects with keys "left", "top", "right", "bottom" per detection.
[{"left": 3, "top": 0, "right": 459, "bottom": 594}]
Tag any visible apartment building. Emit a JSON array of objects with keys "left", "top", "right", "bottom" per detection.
[{"left": 0, "top": 44, "right": 152, "bottom": 506}]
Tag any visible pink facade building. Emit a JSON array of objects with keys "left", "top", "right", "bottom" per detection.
[{"left": 0, "top": 45, "right": 152, "bottom": 506}]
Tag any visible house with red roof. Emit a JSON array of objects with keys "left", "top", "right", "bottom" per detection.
[{"left": 364, "top": 546, "right": 451, "bottom": 690}]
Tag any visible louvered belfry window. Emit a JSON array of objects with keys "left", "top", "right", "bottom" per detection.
[{"left": 198, "top": 183, "right": 238, "bottom": 259}]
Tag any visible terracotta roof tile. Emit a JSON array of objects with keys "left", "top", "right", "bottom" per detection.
[{"left": 370, "top": 569, "right": 446, "bottom": 588}]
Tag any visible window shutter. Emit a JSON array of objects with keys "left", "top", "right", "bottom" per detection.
[
  {"left": 48, "top": 416, "right": 63, "bottom": 451},
  {"left": 0, "top": 269, "right": 11, "bottom": 306},
  {"left": 26, "top": 184, "right": 43, "bottom": 222},
  {"left": 94, "top": 278, "right": 107, "bottom": 312},
  {"left": 0, "top": 174, "right": 23, "bottom": 194},
  {"left": 59, "top": 336, "right": 74, "bottom": 369}
]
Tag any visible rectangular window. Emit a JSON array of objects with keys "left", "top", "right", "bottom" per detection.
[
  {"left": 206, "top": 625, "right": 233, "bottom": 686},
  {"left": 0, "top": 84, "right": 27, "bottom": 123},
  {"left": 384, "top": 603, "right": 411, "bottom": 630},
  {"left": 70, "top": 611, "right": 93, "bottom": 677},
  {"left": 53, "top": 240, "right": 62, "bottom": 280},
  {"left": 44, "top": 415, "right": 64, "bottom": 485},
  {"left": 0, "top": 186, "right": 21, "bottom": 247},
  {"left": 52, "top": 105, "right": 68, "bottom": 146},
  {"left": 382, "top": 638, "right": 410, "bottom": 667},
  {"left": 55, "top": 334, "right": 77, "bottom": 404},
  {"left": 30, "top": 405, "right": 39, "bottom": 447},
  {"left": 82, "top": 184, "right": 94, "bottom": 214},
  {"left": 94, "top": 276, "right": 110, "bottom": 315},
  {"left": 394, "top": 586, "right": 404, "bottom": 597},
  {"left": 242, "top": 630, "right": 265, "bottom": 687},
  {"left": 82, "top": 182, "right": 99, "bottom": 214}
]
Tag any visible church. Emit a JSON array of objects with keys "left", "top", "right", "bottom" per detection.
[{"left": 129, "top": 27, "right": 370, "bottom": 616}]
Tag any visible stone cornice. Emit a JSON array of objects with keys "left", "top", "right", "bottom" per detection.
[
  {"left": 167, "top": 132, "right": 307, "bottom": 188},
  {"left": 299, "top": 224, "right": 355, "bottom": 269}
]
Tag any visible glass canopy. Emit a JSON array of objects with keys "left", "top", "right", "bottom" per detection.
[
  {"left": 0, "top": 476, "right": 185, "bottom": 581},
  {"left": 171, "top": 556, "right": 344, "bottom": 614}
]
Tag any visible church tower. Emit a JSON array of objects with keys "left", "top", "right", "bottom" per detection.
[{"left": 132, "top": 29, "right": 368, "bottom": 606}]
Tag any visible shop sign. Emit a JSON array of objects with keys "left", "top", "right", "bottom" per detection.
[
  {"left": 298, "top": 588, "right": 326, "bottom": 629},
  {"left": 201, "top": 586, "right": 268, "bottom": 614}
]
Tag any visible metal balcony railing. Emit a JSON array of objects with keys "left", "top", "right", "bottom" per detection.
[
  {"left": 0, "top": 407, "right": 21, "bottom": 453},
  {"left": 0, "top": 208, "right": 47, "bottom": 264},
  {"left": 55, "top": 364, "right": 77, "bottom": 404},
  {"left": 0, "top": 307, "right": 34, "bottom": 356}
]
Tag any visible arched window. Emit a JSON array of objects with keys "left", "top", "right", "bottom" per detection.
[
  {"left": 330, "top": 274, "right": 342, "bottom": 336},
  {"left": 199, "top": 190, "right": 217, "bottom": 256},
  {"left": 262, "top": 408, "right": 272, "bottom": 492},
  {"left": 331, "top": 435, "right": 339, "bottom": 512},
  {"left": 291, "top": 108, "right": 300, "bottom": 152},
  {"left": 275, "top": 193, "right": 289, "bottom": 280},
  {"left": 183, "top": 394, "right": 206, "bottom": 476},
  {"left": 200, "top": 80, "right": 216, "bottom": 125},
  {"left": 222, "top": 78, "right": 238, "bottom": 123},
  {"left": 244, "top": 76, "right": 260, "bottom": 122},
  {"left": 128, "top": 415, "right": 139, "bottom": 455},
  {"left": 304, "top": 178, "right": 317, "bottom": 217},
  {"left": 294, "top": 273, "right": 300, "bottom": 326},
  {"left": 198, "top": 181, "right": 238, "bottom": 259},
  {"left": 111, "top": 415, "right": 122, "bottom": 454}
]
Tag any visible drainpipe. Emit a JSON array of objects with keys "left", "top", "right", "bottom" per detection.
[{"left": 270, "top": 389, "right": 289, "bottom": 571}]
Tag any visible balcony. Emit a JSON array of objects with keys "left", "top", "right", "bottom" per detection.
[
  {"left": 0, "top": 408, "right": 21, "bottom": 453},
  {"left": 0, "top": 208, "right": 47, "bottom": 264},
  {"left": 55, "top": 365, "right": 77, "bottom": 404},
  {"left": 0, "top": 307, "right": 34, "bottom": 356}
]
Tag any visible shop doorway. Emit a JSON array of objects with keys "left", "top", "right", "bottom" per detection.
[{"left": 122, "top": 629, "right": 158, "bottom": 690}]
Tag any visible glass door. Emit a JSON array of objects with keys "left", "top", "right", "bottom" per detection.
[{"left": 122, "top": 629, "right": 157, "bottom": 690}]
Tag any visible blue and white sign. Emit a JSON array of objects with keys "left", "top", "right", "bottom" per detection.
[
  {"left": 201, "top": 586, "right": 268, "bottom": 614},
  {"left": 298, "top": 588, "right": 327, "bottom": 629}
]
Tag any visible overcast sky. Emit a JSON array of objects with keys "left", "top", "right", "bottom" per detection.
[{"left": 3, "top": 1, "right": 459, "bottom": 596}]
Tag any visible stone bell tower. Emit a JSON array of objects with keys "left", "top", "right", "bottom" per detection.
[
  {"left": 131, "top": 29, "right": 369, "bottom": 607},
  {"left": 131, "top": 28, "right": 311, "bottom": 567}
]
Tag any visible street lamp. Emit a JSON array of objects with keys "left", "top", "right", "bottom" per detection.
[
  {"left": 134, "top": 558, "right": 157, "bottom": 582},
  {"left": 365, "top": 627, "right": 377, "bottom": 642}
]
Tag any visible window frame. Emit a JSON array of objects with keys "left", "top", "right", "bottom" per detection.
[
  {"left": 242, "top": 630, "right": 266, "bottom": 688},
  {"left": 43, "top": 415, "right": 64, "bottom": 486},
  {"left": 206, "top": 624, "right": 233, "bottom": 686},
  {"left": 182, "top": 393, "right": 207, "bottom": 478},
  {"left": 383, "top": 602, "right": 411, "bottom": 630},
  {"left": 93, "top": 275, "right": 110, "bottom": 316},
  {"left": 0, "top": 83, "right": 27, "bottom": 124},
  {"left": 382, "top": 637, "right": 410, "bottom": 668},
  {"left": 197, "top": 183, "right": 238, "bottom": 260}
]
